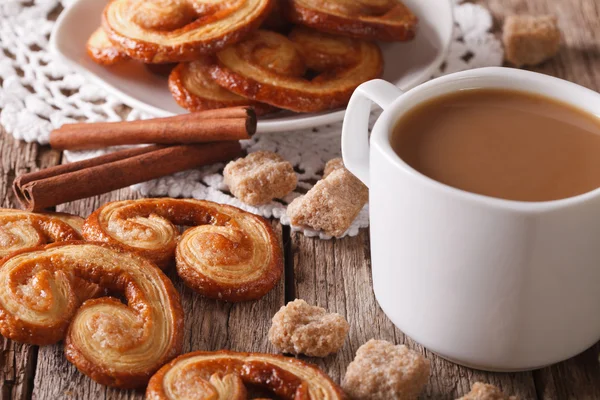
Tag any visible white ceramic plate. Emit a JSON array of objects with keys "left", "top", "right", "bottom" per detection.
[{"left": 50, "top": 0, "right": 453, "bottom": 133}]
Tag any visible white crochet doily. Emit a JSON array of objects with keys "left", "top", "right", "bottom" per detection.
[{"left": 0, "top": 0, "right": 503, "bottom": 239}]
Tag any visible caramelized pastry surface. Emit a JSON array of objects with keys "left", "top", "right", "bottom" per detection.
[
  {"left": 83, "top": 198, "right": 283, "bottom": 302},
  {"left": 0, "top": 209, "right": 83, "bottom": 258},
  {"left": 0, "top": 242, "right": 184, "bottom": 388},
  {"left": 285, "top": 0, "right": 418, "bottom": 41},
  {"left": 86, "top": 27, "right": 130, "bottom": 65},
  {"left": 146, "top": 350, "right": 346, "bottom": 399},
  {"left": 102, "top": 0, "right": 274, "bottom": 63},
  {"left": 210, "top": 27, "right": 383, "bottom": 112},
  {"left": 169, "top": 58, "right": 274, "bottom": 114}
]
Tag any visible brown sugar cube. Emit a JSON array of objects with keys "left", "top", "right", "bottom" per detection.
[
  {"left": 502, "top": 15, "right": 560, "bottom": 67},
  {"left": 323, "top": 157, "right": 345, "bottom": 177},
  {"left": 287, "top": 158, "right": 368, "bottom": 237},
  {"left": 342, "top": 339, "right": 430, "bottom": 400},
  {"left": 268, "top": 299, "right": 349, "bottom": 357},
  {"left": 457, "top": 382, "right": 518, "bottom": 400},
  {"left": 223, "top": 151, "right": 297, "bottom": 206}
]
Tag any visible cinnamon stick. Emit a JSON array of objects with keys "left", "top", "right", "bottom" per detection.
[
  {"left": 13, "top": 142, "right": 243, "bottom": 211},
  {"left": 49, "top": 106, "right": 256, "bottom": 151}
]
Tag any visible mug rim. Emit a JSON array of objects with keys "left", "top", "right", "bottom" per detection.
[{"left": 372, "top": 67, "right": 600, "bottom": 212}]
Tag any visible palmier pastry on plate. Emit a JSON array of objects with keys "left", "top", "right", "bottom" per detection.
[
  {"left": 86, "top": 27, "right": 130, "bottom": 65},
  {"left": 146, "top": 350, "right": 346, "bottom": 399},
  {"left": 169, "top": 57, "right": 274, "bottom": 114},
  {"left": 102, "top": 0, "right": 275, "bottom": 63},
  {"left": 209, "top": 27, "right": 383, "bottom": 112},
  {"left": 83, "top": 198, "right": 283, "bottom": 302},
  {"left": 0, "top": 209, "right": 83, "bottom": 258},
  {"left": 284, "top": 0, "right": 418, "bottom": 41},
  {"left": 0, "top": 242, "right": 184, "bottom": 388}
]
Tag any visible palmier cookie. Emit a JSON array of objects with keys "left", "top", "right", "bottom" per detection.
[
  {"left": 102, "top": 0, "right": 275, "bottom": 63},
  {"left": 210, "top": 27, "right": 383, "bottom": 113},
  {"left": 285, "top": 0, "right": 418, "bottom": 41},
  {"left": 86, "top": 27, "right": 130, "bottom": 65},
  {"left": 146, "top": 350, "right": 346, "bottom": 399},
  {"left": 0, "top": 209, "right": 83, "bottom": 258},
  {"left": 169, "top": 57, "right": 274, "bottom": 114},
  {"left": 83, "top": 198, "right": 283, "bottom": 302},
  {"left": 0, "top": 242, "right": 184, "bottom": 388}
]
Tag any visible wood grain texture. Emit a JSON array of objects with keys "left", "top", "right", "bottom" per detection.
[
  {"left": 483, "top": 3, "right": 600, "bottom": 398},
  {"left": 289, "top": 2, "right": 600, "bottom": 398},
  {"left": 0, "top": 127, "right": 61, "bottom": 400},
  {"left": 289, "top": 231, "right": 539, "bottom": 399},
  {"left": 31, "top": 190, "right": 141, "bottom": 400},
  {"left": 1, "top": 0, "right": 600, "bottom": 398},
  {"left": 480, "top": 0, "right": 600, "bottom": 90},
  {"left": 30, "top": 190, "right": 285, "bottom": 399}
]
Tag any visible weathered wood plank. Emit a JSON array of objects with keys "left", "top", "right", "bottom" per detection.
[
  {"left": 482, "top": 2, "right": 600, "bottom": 398},
  {"left": 0, "top": 127, "right": 61, "bottom": 400},
  {"left": 290, "top": 231, "right": 538, "bottom": 399},
  {"left": 182, "top": 219, "right": 285, "bottom": 357},
  {"left": 480, "top": 0, "right": 600, "bottom": 89},
  {"left": 533, "top": 341, "right": 600, "bottom": 400},
  {"left": 30, "top": 190, "right": 140, "bottom": 400},
  {"left": 290, "top": 2, "right": 600, "bottom": 399},
  {"left": 30, "top": 189, "right": 285, "bottom": 399},
  {"left": 2, "top": 0, "right": 600, "bottom": 398},
  {"left": 290, "top": 232, "right": 382, "bottom": 384}
]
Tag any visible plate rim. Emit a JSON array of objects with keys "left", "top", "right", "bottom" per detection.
[{"left": 49, "top": 0, "right": 454, "bottom": 133}]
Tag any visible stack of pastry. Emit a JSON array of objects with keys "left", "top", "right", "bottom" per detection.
[
  {"left": 0, "top": 201, "right": 284, "bottom": 388},
  {"left": 89, "top": 0, "right": 418, "bottom": 113}
]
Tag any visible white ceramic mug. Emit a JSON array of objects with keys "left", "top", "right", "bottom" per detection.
[{"left": 342, "top": 67, "right": 600, "bottom": 371}]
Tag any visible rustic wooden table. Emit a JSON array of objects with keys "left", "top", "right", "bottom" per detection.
[{"left": 1, "top": 0, "right": 600, "bottom": 399}]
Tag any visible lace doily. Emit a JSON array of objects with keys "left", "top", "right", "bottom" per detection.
[{"left": 0, "top": 0, "right": 503, "bottom": 239}]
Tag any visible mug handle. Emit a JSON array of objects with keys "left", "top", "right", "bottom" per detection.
[{"left": 342, "top": 79, "right": 404, "bottom": 187}]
